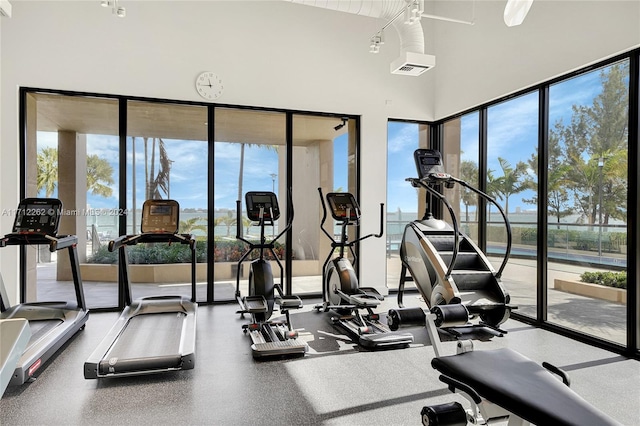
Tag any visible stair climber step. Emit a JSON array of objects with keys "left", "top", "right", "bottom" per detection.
[
  {"left": 450, "top": 271, "right": 497, "bottom": 291},
  {"left": 441, "top": 252, "right": 490, "bottom": 271},
  {"left": 426, "top": 234, "right": 476, "bottom": 252}
]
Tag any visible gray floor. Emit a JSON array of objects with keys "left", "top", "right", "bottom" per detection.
[{"left": 1, "top": 297, "right": 639, "bottom": 425}]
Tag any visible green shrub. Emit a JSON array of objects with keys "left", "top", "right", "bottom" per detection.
[
  {"left": 580, "top": 271, "right": 627, "bottom": 289},
  {"left": 86, "top": 238, "right": 285, "bottom": 264}
]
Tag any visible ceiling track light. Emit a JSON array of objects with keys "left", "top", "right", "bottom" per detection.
[
  {"left": 369, "top": 31, "right": 384, "bottom": 54},
  {"left": 100, "top": 0, "right": 126, "bottom": 18},
  {"left": 404, "top": 0, "right": 424, "bottom": 24}
]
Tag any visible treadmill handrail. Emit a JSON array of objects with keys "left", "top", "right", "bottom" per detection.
[
  {"left": 1, "top": 233, "right": 78, "bottom": 252},
  {"left": 109, "top": 233, "right": 195, "bottom": 252}
]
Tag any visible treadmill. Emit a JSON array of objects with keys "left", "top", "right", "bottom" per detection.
[
  {"left": 1, "top": 319, "right": 31, "bottom": 397},
  {"left": 0, "top": 198, "right": 89, "bottom": 386},
  {"left": 84, "top": 199, "right": 197, "bottom": 379}
]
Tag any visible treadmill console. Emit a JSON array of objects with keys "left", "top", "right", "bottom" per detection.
[
  {"left": 141, "top": 199, "right": 179, "bottom": 233},
  {"left": 12, "top": 198, "right": 63, "bottom": 236},
  {"left": 414, "top": 149, "right": 447, "bottom": 179},
  {"left": 326, "top": 192, "right": 360, "bottom": 222},
  {"left": 245, "top": 191, "right": 280, "bottom": 221}
]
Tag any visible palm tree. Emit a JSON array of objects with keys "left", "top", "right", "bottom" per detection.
[
  {"left": 214, "top": 212, "right": 237, "bottom": 237},
  {"left": 145, "top": 137, "right": 173, "bottom": 200},
  {"left": 179, "top": 217, "right": 207, "bottom": 234},
  {"left": 459, "top": 159, "right": 479, "bottom": 222},
  {"left": 86, "top": 154, "right": 115, "bottom": 197},
  {"left": 36, "top": 147, "right": 114, "bottom": 198},
  {"left": 236, "top": 143, "right": 277, "bottom": 237},
  {"left": 37, "top": 147, "right": 59, "bottom": 197},
  {"left": 494, "top": 157, "right": 530, "bottom": 216}
]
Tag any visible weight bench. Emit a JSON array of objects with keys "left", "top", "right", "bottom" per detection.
[
  {"left": 418, "top": 304, "right": 621, "bottom": 426},
  {"left": 427, "top": 348, "right": 621, "bottom": 425}
]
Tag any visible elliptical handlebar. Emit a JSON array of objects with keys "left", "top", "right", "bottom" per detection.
[
  {"left": 318, "top": 187, "right": 334, "bottom": 242},
  {"left": 317, "top": 187, "right": 384, "bottom": 244}
]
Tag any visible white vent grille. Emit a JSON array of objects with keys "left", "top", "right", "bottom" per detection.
[{"left": 390, "top": 52, "right": 435, "bottom": 76}]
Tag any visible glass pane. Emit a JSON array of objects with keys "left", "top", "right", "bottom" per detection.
[
  {"left": 547, "top": 61, "right": 629, "bottom": 344},
  {"left": 291, "top": 115, "right": 357, "bottom": 296},
  {"left": 28, "top": 93, "right": 120, "bottom": 309},
  {"left": 386, "top": 121, "right": 429, "bottom": 290},
  {"left": 442, "top": 113, "right": 480, "bottom": 243},
  {"left": 487, "top": 92, "right": 539, "bottom": 319},
  {"left": 126, "top": 101, "right": 208, "bottom": 303},
  {"left": 214, "top": 108, "right": 286, "bottom": 301}
]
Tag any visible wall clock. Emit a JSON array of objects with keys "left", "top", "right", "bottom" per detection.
[{"left": 195, "top": 71, "right": 224, "bottom": 100}]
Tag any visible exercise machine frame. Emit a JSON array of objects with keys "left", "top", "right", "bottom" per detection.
[
  {"left": 235, "top": 191, "right": 307, "bottom": 358},
  {"left": 393, "top": 149, "right": 514, "bottom": 334},
  {"left": 84, "top": 199, "right": 197, "bottom": 379},
  {"left": 1, "top": 197, "right": 88, "bottom": 386},
  {"left": 316, "top": 188, "right": 413, "bottom": 350}
]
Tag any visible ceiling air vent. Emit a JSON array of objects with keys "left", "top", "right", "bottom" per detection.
[{"left": 390, "top": 52, "right": 436, "bottom": 76}]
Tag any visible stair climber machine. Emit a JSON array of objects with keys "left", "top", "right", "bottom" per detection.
[
  {"left": 235, "top": 191, "right": 308, "bottom": 359},
  {"left": 315, "top": 189, "right": 414, "bottom": 350},
  {"left": 387, "top": 149, "right": 515, "bottom": 337},
  {"left": 1, "top": 198, "right": 88, "bottom": 387},
  {"left": 84, "top": 199, "right": 197, "bottom": 379}
]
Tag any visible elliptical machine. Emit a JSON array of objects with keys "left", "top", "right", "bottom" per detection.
[
  {"left": 316, "top": 188, "right": 413, "bottom": 349},
  {"left": 235, "top": 191, "right": 308, "bottom": 358},
  {"left": 388, "top": 149, "right": 514, "bottom": 335}
]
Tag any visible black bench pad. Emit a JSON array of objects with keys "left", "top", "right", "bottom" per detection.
[{"left": 431, "top": 348, "right": 620, "bottom": 426}]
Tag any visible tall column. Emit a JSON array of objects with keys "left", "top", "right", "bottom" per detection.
[{"left": 57, "top": 131, "right": 87, "bottom": 280}]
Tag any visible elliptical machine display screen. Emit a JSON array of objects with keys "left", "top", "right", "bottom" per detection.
[
  {"left": 414, "top": 149, "right": 446, "bottom": 179},
  {"left": 326, "top": 192, "right": 360, "bottom": 221},
  {"left": 12, "top": 198, "right": 63, "bottom": 235},
  {"left": 141, "top": 199, "right": 179, "bottom": 233},
  {"left": 245, "top": 192, "right": 280, "bottom": 221}
]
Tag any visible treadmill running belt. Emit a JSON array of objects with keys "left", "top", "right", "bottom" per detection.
[{"left": 105, "top": 312, "right": 184, "bottom": 361}]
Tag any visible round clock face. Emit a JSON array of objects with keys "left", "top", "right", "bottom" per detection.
[{"left": 195, "top": 72, "right": 223, "bottom": 100}]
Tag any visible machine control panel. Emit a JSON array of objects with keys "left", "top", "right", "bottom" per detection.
[
  {"left": 245, "top": 191, "right": 280, "bottom": 221},
  {"left": 414, "top": 149, "right": 447, "bottom": 179},
  {"left": 326, "top": 192, "right": 360, "bottom": 221},
  {"left": 141, "top": 199, "right": 179, "bottom": 233},
  {"left": 12, "top": 198, "right": 62, "bottom": 235}
]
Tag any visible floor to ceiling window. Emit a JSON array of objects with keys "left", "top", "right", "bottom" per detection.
[
  {"left": 22, "top": 90, "right": 359, "bottom": 307},
  {"left": 213, "top": 108, "right": 286, "bottom": 302},
  {"left": 546, "top": 60, "right": 629, "bottom": 345},
  {"left": 386, "top": 120, "right": 429, "bottom": 290},
  {"left": 433, "top": 50, "right": 638, "bottom": 355},
  {"left": 291, "top": 114, "right": 358, "bottom": 296},
  {"left": 26, "top": 93, "right": 120, "bottom": 310},
  {"left": 126, "top": 101, "right": 209, "bottom": 303},
  {"left": 486, "top": 92, "right": 539, "bottom": 319}
]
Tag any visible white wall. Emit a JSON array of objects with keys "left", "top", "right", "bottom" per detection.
[
  {"left": 432, "top": 0, "right": 640, "bottom": 118},
  {"left": 0, "top": 1, "right": 434, "bottom": 302},
  {"left": 0, "top": 4, "right": 5, "bottom": 302}
]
